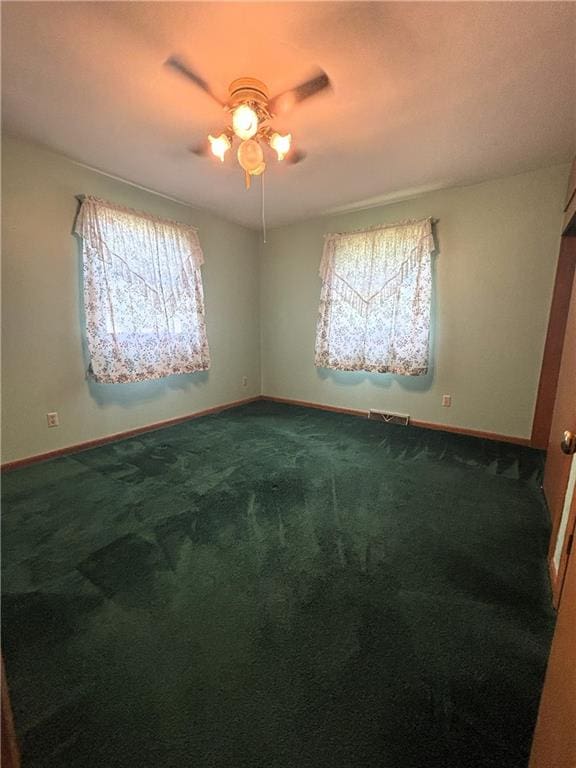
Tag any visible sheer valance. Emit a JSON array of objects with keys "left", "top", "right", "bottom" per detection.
[
  {"left": 75, "top": 196, "right": 210, "bottom": 383},
  {"left": 315, "top": 218, "right": 434, "bottom": 375}
]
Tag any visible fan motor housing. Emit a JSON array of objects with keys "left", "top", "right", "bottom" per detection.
[{"left": 228, "top": 77, "right": 269, "bottom": 107}]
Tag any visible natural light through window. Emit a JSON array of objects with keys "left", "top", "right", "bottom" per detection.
[
  {"left": 314, "top": 218, "right": 435, "bottom": 375},
  {"left": 75, "top": 197, "right": 210, "bottom": 383}
]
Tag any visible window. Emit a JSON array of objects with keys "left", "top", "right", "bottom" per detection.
[
  {"left": 314, "top": 218, "right": 434, "bottom": 375},
  {"left": 75, "top": 196, "right": 210, "bottom": 383}
]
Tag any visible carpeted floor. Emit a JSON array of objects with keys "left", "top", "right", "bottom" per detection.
[{"left": 2, "top": 401, "right": 555, "bottom": 768}]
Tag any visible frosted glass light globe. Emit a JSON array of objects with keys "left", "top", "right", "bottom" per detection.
[
  {"left": 208, "top": 134, "right": 231, "bottom": 162},
  {"left": 232, "top": 105, "right": 258, "bottom": 140},
  {"left": 270, "top": 132, "right": 292, "bottom": 162},
  {"left": 237, "top": 139, "right": 264, "bottom": 172},
  {"left": 250, "top": 161, "right": 266, "bottom": 176}
]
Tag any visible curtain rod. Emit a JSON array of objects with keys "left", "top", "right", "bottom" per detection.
[
  {"left": 75, "top": 195, "right": 199, "bottom": 232},
  {"left": 324, "top": 216, "right": 439, "bottom": 238}
]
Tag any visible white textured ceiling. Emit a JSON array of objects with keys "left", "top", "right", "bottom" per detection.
[{"left": 2, "top": 2, "right": 575, "bottom": 229}]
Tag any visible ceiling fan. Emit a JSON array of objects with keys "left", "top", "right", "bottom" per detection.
[{"left": 165, "top": 55, "right": 332, "bottom": 189}]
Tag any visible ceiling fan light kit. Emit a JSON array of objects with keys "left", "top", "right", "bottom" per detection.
[
  {"left": 166, "top": 57, "right": 332, "bottom": 190},
  {"left": 207, "top": 133, "right": 231, "bottom": 162},
  {"left": 231, "top": 102, "right": 259, "bottom": 141},
  {"left": 221, "top": 77, "right": 292, "bottom": 189}
]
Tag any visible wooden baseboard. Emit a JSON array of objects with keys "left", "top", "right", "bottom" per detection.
[
  {"left": 409, "top": 418, "right": 532, "bottom": 446},
  {"left": 1, "top": 393, "right": 533, "bottom": 471},
  {"left": 261, "top": 395, "right": 532, "bottom": 446},
  {"left": 262, "top": 395, "right": 369, "bottom": 419},
  {"left": 1, "top": 396, "right": 262, "bottom": 472}
]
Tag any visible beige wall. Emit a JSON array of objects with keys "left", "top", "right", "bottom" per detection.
[
  {"left": 1, "top": 135, "right": 261, "bottom": 463},
  {"left": 260, "top": 164, "right": 568, "bottom": 439}
]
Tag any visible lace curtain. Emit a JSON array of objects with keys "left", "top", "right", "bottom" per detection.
[
  {"left": 315, "top": 218, "right": 434, "bottom": 375},
  {"left": 75, "top": 197, "right": 210, "bottom": 383}
]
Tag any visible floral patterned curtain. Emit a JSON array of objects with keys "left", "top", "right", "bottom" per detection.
[
  {"left": 315, "top": 218, "right": 434, "bottom": 375},
  {"left": 75, "top": 197, "right": 210, "bottom": 383}
]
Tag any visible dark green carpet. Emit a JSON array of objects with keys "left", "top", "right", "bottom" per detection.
[{"left": 2, "top": 401, "right": 554, "bottom": 768}]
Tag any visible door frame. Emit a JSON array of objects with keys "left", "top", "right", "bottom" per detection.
[
  {"left": 550, "top": 473, "right": 576, "bottom": 607},
  {"left": 531, "top": 237, "right": 576, "bottom": 449},
  {"left": 1, "top": 657, "right": 21, "bottom": 768}
]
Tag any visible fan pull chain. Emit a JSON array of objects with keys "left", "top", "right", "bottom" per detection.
[{"left": 261, "top": 173, "right": 267, "bottom": 244}]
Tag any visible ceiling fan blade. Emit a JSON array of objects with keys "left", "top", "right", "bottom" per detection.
[
  {"left": 165, "top": 55, "right": 224, "bottom": 106},
  {"left": 269, "top": 69, "right": 331, "bottom": 115},
  {"left": 286, "top": 148, "right": 307, "bottom": 166},
  {"left": 188, "top": 142, "right": 209, "bottom": 158}
]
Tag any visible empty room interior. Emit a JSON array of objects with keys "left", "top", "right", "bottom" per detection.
[{"left": 2, "top": 2, "right": 576, "bottom": 767}]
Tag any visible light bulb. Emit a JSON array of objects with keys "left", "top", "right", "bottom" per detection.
[
  {"left": 270, "top": 132, "right": 291, "bottom": 161},
  {"left": 232, "top": 105, "right": 258, "bottom": 140},
  {"left": 208, "top": 134, "right": 231, "bottom": 162}
]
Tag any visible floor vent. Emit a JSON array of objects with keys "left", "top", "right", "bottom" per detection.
[{"left": 368, "top": 409, "right": 410, "bottom": 426}]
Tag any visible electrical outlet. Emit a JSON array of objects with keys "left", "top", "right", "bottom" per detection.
[
  {"left": 442, "top": 395, "right": 452, "bottom": 407},
  {"left": 47, "top": 411, "right": 59, "bottom": 428},
  {"left": 241, "top": 376, "right": 248, "bottom": 388}
]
